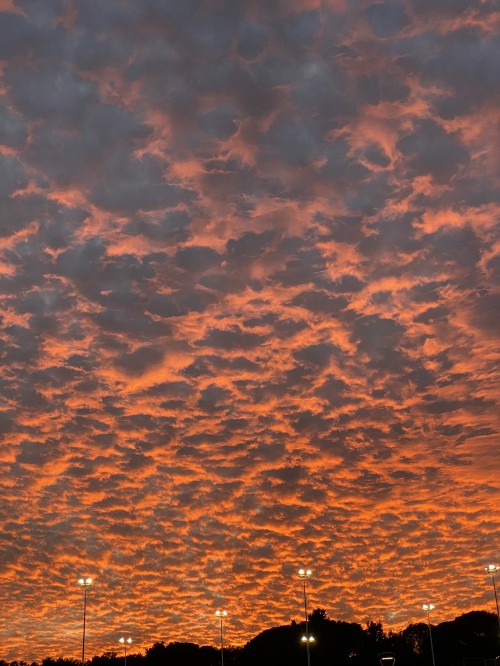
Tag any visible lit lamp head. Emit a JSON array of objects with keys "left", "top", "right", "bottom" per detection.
[
  {"left": 378, "top": 652, "right": 396, "bottom": 666},
  {"left": 301, "top": 636, "right": 315, "bottom": 642},
  {"left": 298, "top": 568, "right": 312, "bottom": 579},
  {"left": 78, "top": 577, "right": 93, "bottom": 587},
  {"left": 422, "top": 604, "right": 435, "bottom": 612},
  {"left": 215, "top": 610, "right": 228, "bottom": 618},
  {"left": 119, "top": 638, "right": 132, "bottom": 645},
  {"left": 485, "top": 564, "right": 498, "bottom": 576}
]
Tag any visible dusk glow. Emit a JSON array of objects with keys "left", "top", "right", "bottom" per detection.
[{"left": 0, "top": 0, "right": 499, "bottom": 662}]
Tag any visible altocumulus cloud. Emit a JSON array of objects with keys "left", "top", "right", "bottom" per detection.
[{"left": 0, "top": 0, "right": 498, "bottom": 662}]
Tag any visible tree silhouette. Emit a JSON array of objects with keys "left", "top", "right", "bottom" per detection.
[
  {"left": 307, "top": 608, "right": 365, "bottom": 666},
  {"left": 1, "top": 609, "right": 498, "bottom": 666},
  {"left": 398, "top": 622, "right": 430, "bottom": 665},
  {"left": 145, "top": 642, "right": 167, "bottom": 666},
  {"left": 240, "top": 623, "right": 303, "bottom": 666},
  {"left": 433, "top": 611, "right": 499, "bottom": 665},
  {"left": 144, "top": 642, "right": 219, "bottom": 666}
]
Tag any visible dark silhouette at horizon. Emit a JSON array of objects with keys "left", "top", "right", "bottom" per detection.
[{"left": 1, "top": 609, "right": 498, "bottom": 666}]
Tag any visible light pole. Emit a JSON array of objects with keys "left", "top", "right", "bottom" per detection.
[
  {"left": 78, "top": 577, "right": 93, "bottom": 666},
  {"left": 484, "top": 565, "right": 500, "bottom": 634},
  {"left": 422, "top": 604, "right": 436, "bottom": 666},
  {"left": 298, "top": 568, "right": 313, "bottom": 666},
  {"left": 484, "top": 566, "right": 500, "bottom": 617},
  {"left": 215, "top": 610, "right": 227, "bottom": 666},
  {"left": 119, "top": 637, "right": 132, "bottom": 666}
]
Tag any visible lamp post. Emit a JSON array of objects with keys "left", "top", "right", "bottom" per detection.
[
  {"left": 301, "top": 636, "right": 315, "bottom": 645},
  {"left": 78, "top": 577, "right": 93, "bottom": 666},
  {"left": 119, "top": 637, "right": 132, "bottom": 666},
  {"left": 484, "top": 565, "right": 500, "bottom": 635},
  {"left": 215, "top": 610, "right": 227, "bottom": 666},
  {"left": 298, "top": 568, "right": 313, "bottom": 666},
  {"left": 422, "top": 604, "right": 436, "bottom": 666}
]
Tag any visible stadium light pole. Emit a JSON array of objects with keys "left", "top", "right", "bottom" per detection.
[
  {"left": 215, "top": 610, "right": 228, "bottom": 666},
  {"left": 119, "top": 637, "right": 132, "bottom": 666},
  {"left": 78, "top": 577, "right": 93, "bottom": 666},
  {"left": 422, "top": 604, "right": 436, "bottom": 666},
  {"left": 484, "top": 565, "right": 500, "bottom": 634},
  {"left": 298, "top": 568, "right": 313, "bottom": 666}
]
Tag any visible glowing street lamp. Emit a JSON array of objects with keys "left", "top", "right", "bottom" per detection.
[
  {"left": 298, "top": 569, "right": 313, "bottom": 666},
  {"left": 78, "top": 577, "right": 93, "bottom": 666},
  {"left": 422, "top": 604, "right": 436, "bottom": 666},
  {"left": 484, "top": 565, "right": 500, "bottom": 634},
  {"left": 215, "top": 610, "right": 228, "bottom": 666},
  {"left": 119, "top": 637, "right": 132, "bottom": 666},
  {"left": 378, "top": 652, "right": 396, "bottom": 666}
]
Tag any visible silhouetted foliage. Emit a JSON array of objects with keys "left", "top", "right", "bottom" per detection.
[
  {"left": 144, "top": 642, "right": 167, "bottom": 666},
  {"left": 43, "top": 660, "right": 80, "bottom": 666},
  {"left": 221, "top": 647, "right": 243, "bottom": 666},
  {"left": 240, "top": 623, "right": 303, "bottom": 666},
  {"left": 351, "top": 620, "right": 389, "bottom": 664},
  {"left": 89, "top": 653, "right": 121, "bottom": 666},
  {"left": 85, "top": 653, "right": 145, "bottom": 666},
  {"left": 401, "top": 622, "right": 429, "bottom": 656},
  {"left": 239, "top": 609, "right": 499, "bottom": 666},
  {"left": 3, "top": 609, "right": 499, "bottom": 666},
  {"left": 433, "top": 611, "right": 499, "bottom": 665},
  {"left": 307, "top": 609, "right": 365, "bottom": 666},
  {"left": 145, "top": 642, "right": 218, "bottom": 666}
]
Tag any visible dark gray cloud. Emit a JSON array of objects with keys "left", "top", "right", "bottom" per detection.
[
  {"left": 0, "top": 155, "right": 27, "bottom": 197},
  {"left": 0, "top": 11, "right": 36, "bottom": 59},
  {"left": 174, "top": 246, "right": 221, "bottom": 272},
  {"left": 355, "top": 73, "right": 410, "bottom": 105},
  {"left": 26, "top": 107, "right": 153, "bottom": 185},
  {"left": 6, "top": 64, "right": 98, "bottom": 121},
  {"left": 236, "top": 20, "right": 269, "bottom": 60},
  {"left": 0, "top": 97, "right": 28, "bottom": 147},
  {"left": 365, "top": 2, "right": 410, "bottom": 38},
  {"left": 397, "top": 119, "right": 470, "bottom": 182},
  {"left": 394, "top": 27, "right": 500, "bottom": 116},
  {"left": 199, "top": 106, "right": 240, "bottom": 139},
  {"left": 114, "top": 345, "right": 165, "bottom": 375},
  {"left": 198, "top": 327, "right": 267, "bottom": 350},
  {"left": 91, "top": 154, "right": 195, "bottom": 212}
]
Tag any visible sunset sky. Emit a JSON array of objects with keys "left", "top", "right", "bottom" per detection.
[{"left": 0, "top": 0, "right": 499, "bottom": 662}]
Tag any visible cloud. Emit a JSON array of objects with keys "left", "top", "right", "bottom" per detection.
[
  {"left": 365, "top": 2, "right": 410, "bottom": 38},
  {"left": 0, "top": 0, "right": 498, "bottom": 661},
  {"left": 0, "top": 154, "right": 28, "bottom": 197},
  {"left": 0, "top": 96, "right": 28, "bottom": 147},
  {"left": 397, "top": 119, "right": 470, "bottom": 182}
]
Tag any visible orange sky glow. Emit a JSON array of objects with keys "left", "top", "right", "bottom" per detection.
[{"left": 0, "top": 0, "right": 499, "bottom": 662}]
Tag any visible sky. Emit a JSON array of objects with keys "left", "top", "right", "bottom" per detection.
[{"left": 0, "top": 0, "right": 499, "bottom": 662}]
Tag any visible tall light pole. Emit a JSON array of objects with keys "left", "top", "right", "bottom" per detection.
[
  {"left": 298, "top": 568, "right": 313, "bottom": 666},
  {"left": 78, "top": 577, "right": 93, "bottom": 666},
  {"left": 484, "top": 566, "right": 500, "bottom": 617},
  {"left": 119, "top": 637, "right": 132, "bottom": 666},
  {"left": 215, "top": 610, "right": 228, "bottom": 666},
  {"left": 422, "top": 604, "right": 436, "bottom": 666},
  {"left": 484, "top": 565, "right": 500, "bottom": 634}
]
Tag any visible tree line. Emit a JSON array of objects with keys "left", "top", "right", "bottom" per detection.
[{"left": 2, "top": 609, "right": 498, "bottom": 666}]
